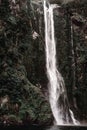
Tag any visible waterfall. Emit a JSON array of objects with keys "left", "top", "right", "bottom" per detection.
[{"left": 43, "top": 0, "right": 79, "bottom": 125}]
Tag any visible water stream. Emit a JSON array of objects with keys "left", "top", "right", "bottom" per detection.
[{"left": 43, "top": 0, "right": 78, "bottom": 125}]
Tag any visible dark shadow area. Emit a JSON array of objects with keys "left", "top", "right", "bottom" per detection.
[{"left": 0, "top": 125, "right": 87, "bottom": 130}]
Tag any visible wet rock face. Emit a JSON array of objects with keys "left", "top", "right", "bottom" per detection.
[
  {"left": 32, "top": 0, "right": 87, "bottom": 5},
  {"left": 49, "top": 0, "right": 75, "bottom": 4},
  {"left": 32, "top": 0, "right": 87, "bottom": 120},
  {"left": 32, "top": 0, "right": 78, "bottom": 5},
  {"left": 55, "top": 0, "right": 87, "bottom": 120}
]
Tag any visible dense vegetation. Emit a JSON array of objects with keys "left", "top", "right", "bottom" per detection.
[
  {"left": 0, "top": 0, "right": 87, "bottom": 125},
  {"left": 0, "top": 0, "right": 52, "bottom": 125},
  {"left": 55, "top": 1, "right": 87, "bottom": 120}
]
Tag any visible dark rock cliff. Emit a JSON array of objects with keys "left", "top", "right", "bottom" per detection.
[{"left": 31, "top": 0, "right": 87, "bottom": 121}]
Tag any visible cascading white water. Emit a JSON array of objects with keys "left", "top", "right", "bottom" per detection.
[{"left": 43, "top": 0, "right": 79, "bottom": 125}]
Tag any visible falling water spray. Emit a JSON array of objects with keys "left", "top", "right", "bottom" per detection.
[{"left": 43, "top": 0, "right": 79, "bottom": 125}]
